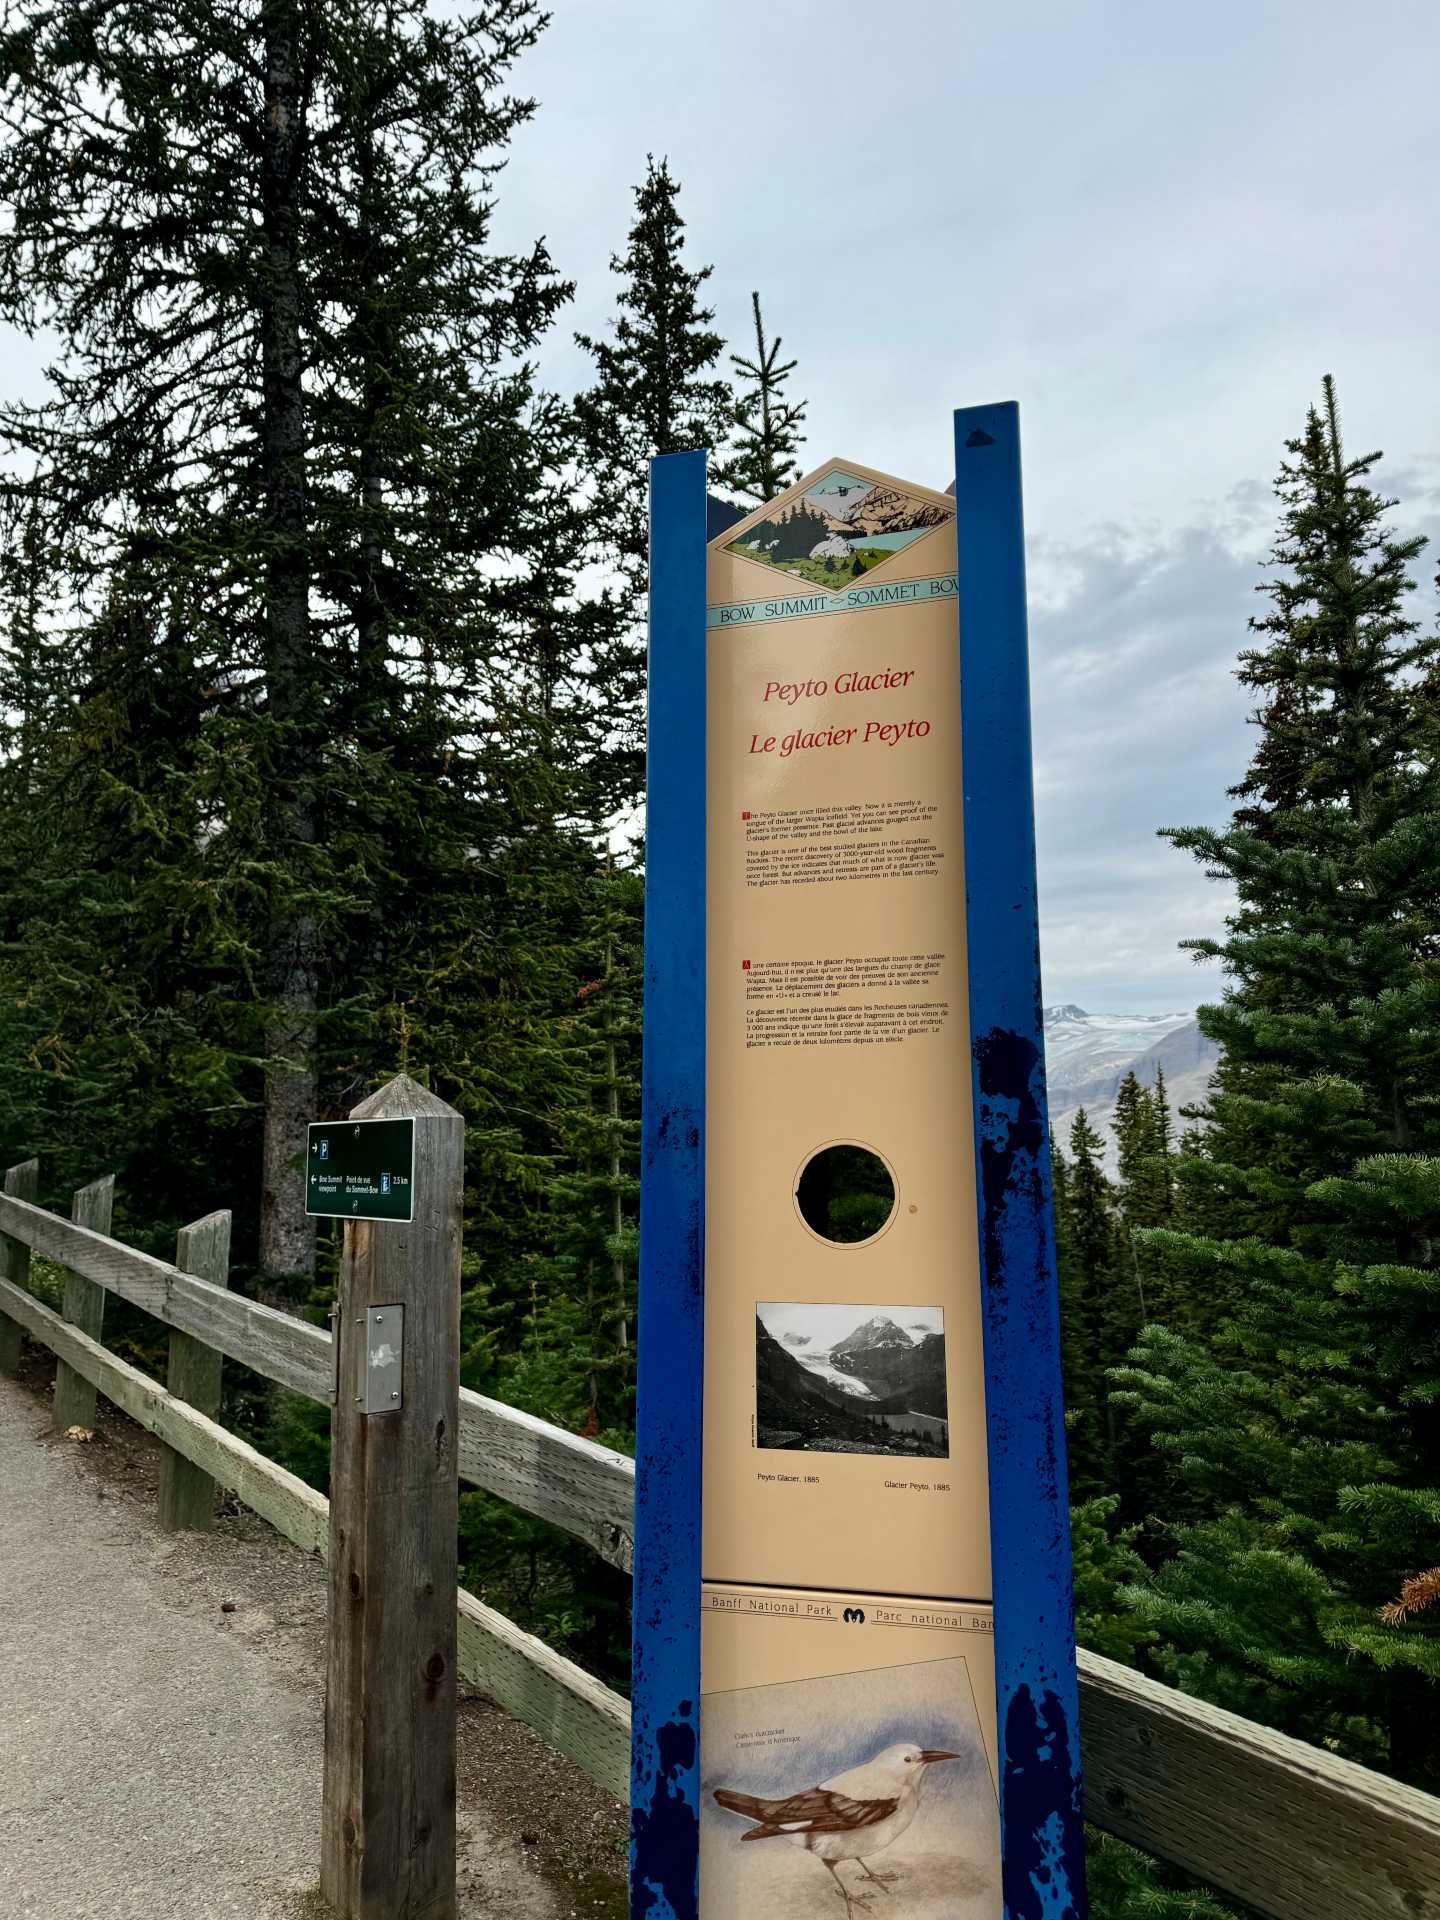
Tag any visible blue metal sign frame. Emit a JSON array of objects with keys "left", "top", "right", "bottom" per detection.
[
  {"left": 954, "top": 403, "right": 1086, "bottom": 1916},
  {"left": 631, "top": 447, "right": 708, "bottom": 1920},
  {"left": 631, "top": 410, "right": 1085, "bottom": 1919}
]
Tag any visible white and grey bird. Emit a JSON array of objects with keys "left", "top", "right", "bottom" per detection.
[{"left": 714, "top": 1740, "right": 958, "bottom": 1913}]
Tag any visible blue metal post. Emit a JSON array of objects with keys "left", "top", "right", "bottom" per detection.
[
  {"left": 954, "top": 402, "right": 1088, "bottom": 1919},
  {"left": 631, "top": 447, "right": 709, "bottom": 1920}
]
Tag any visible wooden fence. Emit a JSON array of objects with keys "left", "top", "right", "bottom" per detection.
[{"left": 1, "top": 1168, "right": 1438, "bottom": 1920}]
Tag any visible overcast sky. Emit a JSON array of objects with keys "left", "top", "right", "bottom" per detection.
[
  {"left": 491, "top": 0, "right": 1439, "bottom": 1011},
  {"left": 5, "top": 2, "right": 1435, "bottom": 1013}
]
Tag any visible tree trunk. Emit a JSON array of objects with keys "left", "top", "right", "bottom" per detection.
[
  {"left": 348, "top": 123, "right": 396, "bottom": 1005},
  {"left": 17, "top": 502, "right": 42, "bottom": 783},
  {"left": 258, "top": 2, "right": 318, "bottom": 1281},
  {"left": 354, "top": 127, "right": 392, "bottom": 729}
]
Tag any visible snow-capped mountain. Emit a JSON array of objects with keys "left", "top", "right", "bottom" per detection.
[
  {"left": 1043, "top": 1004, "right": 1219, "bottom": 1165},
  {"left": 1044, "top": 1005, "right": 1194, "bottom": 1092},
  {"left": 825, "top": 1316, "right": 948, "bottom": 1417},
  {"left": 831, "top": 1314, "right": 914, "bottom": 1357}
]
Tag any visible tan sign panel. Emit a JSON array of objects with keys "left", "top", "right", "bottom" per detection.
[
  {"left": 703, "top": 459, "right": 991, "bottom": 1605},
  {"left": 701, "top": 1585, "right": 999, "bottom": 1918}
]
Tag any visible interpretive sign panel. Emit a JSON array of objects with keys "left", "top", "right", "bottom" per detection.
[
  {"left": 305, "top": 1118, "right": 415, "bottom": 1221},
  {"left": 703, "top": 460, "right": 985, "bottom": 1605},
  {"left": 702, "top": 1587, "right": 998, "bottom": 1920},
  {"left": 632, "top": 412, "right": 1086, "bottom": 1920}
]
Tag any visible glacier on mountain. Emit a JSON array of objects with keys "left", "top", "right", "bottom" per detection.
[{"left": 1043, "top": 1004, "right": 1219, "bottom": 1166}]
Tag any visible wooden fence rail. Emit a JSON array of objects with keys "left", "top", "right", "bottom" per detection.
[
  {"left": 1, "top": 1181, "right": 1438, "bottom": 1920},
  {"left": 0, "top": 1189, "right": 635, "bottom": 1570},
  {"left": 0, "top": 1269, "right": 630, "bottom": 1798}
]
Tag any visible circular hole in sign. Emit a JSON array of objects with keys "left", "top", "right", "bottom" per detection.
[{"left": 794, "top": 1142, "right": 897, "bottom": 1246}]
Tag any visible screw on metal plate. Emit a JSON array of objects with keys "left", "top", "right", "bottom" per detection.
[{"left": 361, "top": 1303, "right": 404, "bottom": 1415}]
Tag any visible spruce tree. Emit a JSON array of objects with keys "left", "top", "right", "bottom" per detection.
[
  {"left": 521, "top": 859, "right": 643, "bottom": 1441},
  {"left": 1151, "top": 1067, "right": 1176, "bottom": 1219},
  {"left": 1054, "top": 1110, "right": 1124, "bottom": 1493},
  {"left": 714, "top": 290, "right": 807, "bottom": 506},
  {"left": 1109, "top": 1070, "right": 1184, "bottom": 1349},
  {"left": 0, "top": 0, "right": 588, "bottom": 1277},
  {"left": 1115, "top": 378, "right": 1440, "bottom": 1785},
  {"left": 0, "top": 524, "right": 271, "bottom": 1218},
  {"left": 573, "top": 157, "right": 732, "bottom": 813},
  {"left": 1083, "top": 1835, "right": 1239, "bottom": 1920},
  {"left": 1112, "top": 1072, "right": 1173, "bottom": 1233},
  {"left": 0, "top": 494, "right": 55, "bottom": 784}
]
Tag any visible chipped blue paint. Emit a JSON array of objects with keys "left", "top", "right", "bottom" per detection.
[
  {"left": 955, "top": 402, "right": 1088, "bottom": 1918},
  {"left": 631, "top": 448, "right": 708, "bottom": 1920}
]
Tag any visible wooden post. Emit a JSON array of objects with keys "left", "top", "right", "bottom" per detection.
[
  {"left": 157, "top": 1209, "right": 233, "bottom": 1529},
  {"left": 0, "top": 1158, "right": 40, "bottom": 1378},
  {"left": 321, "top": 1074, "right": 463, "bottom": 1920},
  {"left": 52, "top": 1175, "right": 116, "bottom": 1432}
]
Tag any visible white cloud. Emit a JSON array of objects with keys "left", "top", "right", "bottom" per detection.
[
  {"left": 1028, "top": 516, "right": 1254, "bottom": 1008},
  {"left": 1027, "top": 464, "right": 1440, "bottom": 1008}
]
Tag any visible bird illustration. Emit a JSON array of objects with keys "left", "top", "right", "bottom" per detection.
[{"left": 713, "top": 1740, "right": 958, "bottom": 1913}]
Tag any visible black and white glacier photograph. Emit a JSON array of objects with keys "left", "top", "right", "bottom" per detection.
[{"left": 756, "top": 1304, "right": 950, "bottom": 1456}]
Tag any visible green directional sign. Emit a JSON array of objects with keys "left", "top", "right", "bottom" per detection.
[{"left": 306, "top": 1118, "right": 415, "bottom": 1222}]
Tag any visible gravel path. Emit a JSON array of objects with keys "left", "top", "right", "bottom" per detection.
[{"left": 0, "top": 1366, "right": 627, "bottom": 1920}]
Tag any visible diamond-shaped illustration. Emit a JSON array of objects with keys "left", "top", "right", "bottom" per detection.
[{"left": 722, "top": 462, "right": 952, "bottom": 593}]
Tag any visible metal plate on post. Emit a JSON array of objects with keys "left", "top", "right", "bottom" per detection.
[{"left": 361, "top": 1304, "right": 403, "bottom": 1414}]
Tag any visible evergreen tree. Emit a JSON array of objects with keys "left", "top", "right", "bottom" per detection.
[
  {"left": 0, "top": 494, "right": 55, "bottom": 784},
  {"left": 1115, "top": 378, "right": 1440, "bottom": 1785},
  {"left": 0, "top": 519, "right": 278, "bottom": 1221},
  {"left": 1084, "top": 1835, "right": 1239, "bottom": 1920},
  {"left": 1152, "top": 1067, "right": 1176, "bottom": 1207},
  {"left": 0, "top": 0, "right": 588, "bottom": 1277},
  {"left": 1110, "top": 1069, "right": 1187, "bottom": 1348},
  {"left": 1113, "top": 1072, "right": 1173, "bottom": 1232},
  {"left": 521, "top": 859, "right": 643, "bottom": 1440},
  {"left": 1069, "top": 1495, "right": 1155, "bottom": 1668},
  {"left": 573, "top": 157, "right": 732, "bottom": 813},
  {"left": 1051, "top": 1128, "right": 1088, "bottom": 1474},
  {"left": 714, "top": 290, "right": 807, "bottom": 506},
  {"left": 1054, "top": 1110, "right": 1125, "bottom": 1493},
  {"left": 1069, "top": 1111, "right": 1119, "bottom": 1307}
]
